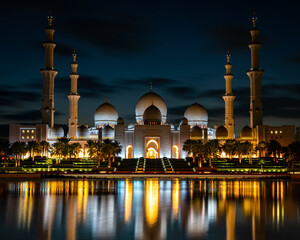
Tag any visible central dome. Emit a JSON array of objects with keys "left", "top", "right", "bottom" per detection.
[
  {"left": 184, "top": 102, "right": 208, "bottom": 126},
  {"left": 135, "top": 91, "right": 167, "bottom": 124},
  {"left": 143, "top": 105, "right": 162, "bottom": 125},
  {"left": 94, "top": 101, "right": 118, "bottom": 127}
]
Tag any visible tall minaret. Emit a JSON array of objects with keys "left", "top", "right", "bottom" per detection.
[
  {"left": 247, "top": 12, "right": 264, "bottom": 128},
  {"left": 67, "top": 50, "right": 80, "bottom": 138},
  {"left": 222, "top": 50, "right": 235, "bottom": 139},
  {"left": 40, "top": 10, "right": 58, "bottom": 128}
]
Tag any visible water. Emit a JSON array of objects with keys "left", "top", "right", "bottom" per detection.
[{"left": 0, "top": 179, "right": 299, "bottom": 240}]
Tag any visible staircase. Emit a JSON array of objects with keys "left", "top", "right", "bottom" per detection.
[
  {"left": 169, "top": 158, "right": 195, "bottom": 172},
  {"left": 161, "top": 158, "right": 174, "bottom": 173},
  {"left": 144, "top": 158, "right": 164, "bottom": 173},
  {"left": 135, "top": 158, "right": 146, "bottom": 173}
]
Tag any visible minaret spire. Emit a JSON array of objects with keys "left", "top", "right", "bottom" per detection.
[
  {"left": 40, "top": 11, "right": 58, "bottom": 128},
  {"left": 247, "top": 12, "right": 264, "bottom": 128},
  {"left": 67, "top": 51, "right": 80, "bottom": 138},
  {"left": 222, "top": 50, "right": 235, "bottom": 138},
  {"left": 150, "top": 82, "right": 152, "bottom": 92}
]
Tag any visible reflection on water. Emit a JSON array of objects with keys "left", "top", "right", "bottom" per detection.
[{"left": 0, "top": 179, "right": 300, "bottom": 239}]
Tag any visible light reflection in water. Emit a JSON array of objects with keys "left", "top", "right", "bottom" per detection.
[
  {"left": 145, "top": 179, "right": 159, "bottom": 227},
  {"left": 1, "top": 179, "right": 300, "bottom": 239}
]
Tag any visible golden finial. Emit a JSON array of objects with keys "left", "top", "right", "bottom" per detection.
[
  {"left": 252, "top": 11, "right": 257, "bottom": 28},
  {"left": 73, "top": 49, "right": 77, "bottom": 62},
  {"left": 48, "top": 9, "right": 53, "bottom": 27},
  {"left": 195, "top": 96, "right": 197, "bottom": 103},
  {"left": 226, "top": 49, "right": 230, "bottom": 63},
  {"left": 150, "top": 82, "right": 152, "bottom": 92},
  {"left": 105, "top": 98, "right": 107, "bottom": 102}
]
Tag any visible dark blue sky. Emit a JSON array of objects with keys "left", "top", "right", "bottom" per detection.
[{"left": 0, "top": 0, "right": 299, "bottom": 136}]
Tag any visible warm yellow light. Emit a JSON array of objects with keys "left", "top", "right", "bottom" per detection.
[
  {"left": 145, "top": 179, "right": 159, "bottom": 227},
  {"left": 124, "top": 180, "right": 133, "bottom": 223}
]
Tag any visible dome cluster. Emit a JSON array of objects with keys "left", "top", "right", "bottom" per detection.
[{"left": 135, "top": 91, "right": 167, "bottom": 124}]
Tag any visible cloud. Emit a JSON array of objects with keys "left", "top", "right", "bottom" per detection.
[
  {"left": 57, "top": 14, "right": 151, "bottom": 55},
  {"left": 205, "top": 22, "right": 250, "bottom": 52},
  {"left": 0, "top": 86, "right": 41, "bottom": 108},
  {"left": 2, "top": 110, "right": 41, "bottom": 122},
  {"left": 55, "top": 74, "right": 118, "bottom": 99}
]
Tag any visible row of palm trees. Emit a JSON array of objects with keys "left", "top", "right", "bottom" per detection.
[
  {"left": 1, "top": 137, "right": 122, "bottom": 168},
  {"left": 183, "top": 139, "right": 300, "bottom": 167},
  {"left": 85, "top": 139, "right": 122, "bottom": 167}
]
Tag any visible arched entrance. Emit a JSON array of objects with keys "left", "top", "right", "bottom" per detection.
[
  {"left": 172, "top": 145, "right": 179, "bottom": 159},
  {"left": 126, "top": 145, "right": 134, "bottom": 159},
  {"left": 146, "top": 147, "right": 158, "bottom": 158},
  {"left": 145, "top": 138, "right": 160, "bottom": 158}
]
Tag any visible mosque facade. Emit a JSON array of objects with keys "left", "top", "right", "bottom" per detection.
[{"left": 9, "top": 13, "right": 295, "bottom": 158}]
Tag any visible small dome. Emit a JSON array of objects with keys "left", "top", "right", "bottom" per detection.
[
  {"left": 190, "top": 125, "right": 203, "bottom": 139},
  {"left": 135, "top": 91, "right": 167, "bottom": 123},
  {"left": 181, "top": 117, "right": 188, "bottom": 125},
  {"left": 102, "top": 125, "right": 115, "bottom": 139},
  {"left": 240, "top": 125, "right": 252, "bottom": 138},
  {"left": 216, "top": 125, "right": 228, "bottom": 139},
  {"left": 77, "top": 125, "right": 89, "bottom": 138},
  {"left": 51, "top": 126, "right": 64, "bottom": 138},
  {"left": 94, "top": 101, "right": 118, "bottom": 127},
  {"left": 184, "top": 102, "right": 208, "bottom": 125},
  {"left": 143, "top": 105, "right": 162, "bottom": 124},
  {"left": 117, "top": 117, "right": 124, "bottom": 125}
]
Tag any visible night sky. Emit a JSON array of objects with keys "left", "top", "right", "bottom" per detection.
[{"left": 0, "top": 0, "right": 299, "bottom": 137}]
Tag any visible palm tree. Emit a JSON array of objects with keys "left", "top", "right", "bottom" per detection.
[
  {"left": 52, "top": 142, "right": 62, "bottom": 159},
  {"left": 243, "top": 141, "right": 254, "bottom": 164},
  {"left": 194, "top": 140, "right": 205, "bottom": 167},
  {"left": 26, "top": 141, "right": 40, "bottom": 161},
  {"left": 0, "top": 141, "right": 10, "bottom": 166},
  {"left": 267, "top": 139, "right": 282, "bottom": 162},
  {"left": 283, "top": 142, "right": 300, "bottom": 168},
  {"left": 57, "top": 137, "right": 71, "bottom": 159},
  {"left": 205, "top": 139, "right": 220, "bottom": 167},
  {"left": 10, "top": 141, "right": 26, "bottom": 166},
  {"left": 85, "top": 140, "right": 96, "bottom": 159},
  {"left": 222, "top": 139, "right": 236, "bottom": 159},
  {"left": 111, "top": 141, "right": 122, "bottom": 162},
  {"left": 95, "top": 140, "right": 104, "bottom": 167},
  {"left": 69, "top": 143, "right": 82, "bottom": 158},
  {"left": 234, "top": 140, "right": 245, "bottom": 164},
  {"left": 40, "top": 140, "right": 50, "bottom": 157},
  {"left": 183, "top": 139, "right": 198, "bottom": 162},
  {"left": 101, "top": 139, "right": 115, "bottom": 168},
  {"left": 256, "top": 141, "right": 268, "bottom": 158}
]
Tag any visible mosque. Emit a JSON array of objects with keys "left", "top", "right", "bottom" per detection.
[{"left": 9, "top": 13, "right": 295, "bottom": 158}]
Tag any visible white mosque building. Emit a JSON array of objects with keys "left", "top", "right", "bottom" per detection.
[{"left": 9, "top": 12, "right": 295, "bottom": 158}]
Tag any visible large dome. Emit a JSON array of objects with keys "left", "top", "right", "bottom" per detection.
[
  {"left": 184, "top": 102, "right": 208, "bottom": 126},
  {"left": 94, "top": 101, "right": 118, "bottom": 127},
  {"left": 135, "top": 91, "right": 167, "bottom": 124},
  {"left": 143, "top": 105, "right": 162, "bottom": 125}
]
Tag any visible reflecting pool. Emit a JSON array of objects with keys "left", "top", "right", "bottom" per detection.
[{"left": 0, "top": 179, "right": 300, "bottom": 239}]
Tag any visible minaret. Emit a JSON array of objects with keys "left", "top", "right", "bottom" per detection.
[
  {"left": 67, "top": 50, "right": 80, "bottom": 138},
  {"left": 40, "top": 10, "right": 58, "bottom": 128},
  {"left": 222, "top": 50, "right": 235, "bottom": 139},
  {"left": 247, "top": 12, "right": 264, "bottom": 128}
]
